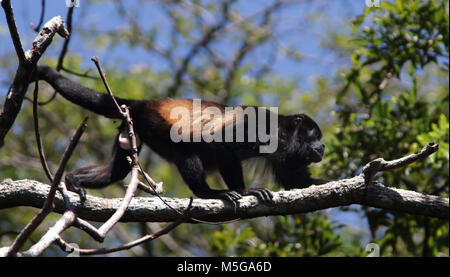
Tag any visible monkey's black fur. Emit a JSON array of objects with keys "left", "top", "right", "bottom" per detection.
[{"left": 35, "top": 66, "right": 326, "bottom": 203}]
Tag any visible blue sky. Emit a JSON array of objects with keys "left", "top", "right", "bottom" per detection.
[{"left": 0, "top": 0, "right": 366, "bottom": 93}]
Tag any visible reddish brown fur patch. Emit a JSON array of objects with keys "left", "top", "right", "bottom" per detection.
[{"left": 149, "top": 99, "right": 232, "bottom": 134}]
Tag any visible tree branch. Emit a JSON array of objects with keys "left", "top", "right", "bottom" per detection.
[
  {"left": 21, "top": 210, "right": 76, "bottom": 257},
  {"left": 56, "top": 4, "right": 74, "bottom": 71},
  {"left": 1, "top": 176, "right": 447, "bottom": 222},
  {"left": 2, "top": 117, "right": 87, "bottom": 256},
  {"left": 30, "top": 0, "right": 46, "bottom": 33},
  {"left": 1, "top": 0, "right": 26, "bottom": 64},
  {"left": 362, "top": 142, "right": 439, "bottom": 180},
  {"left": 0, "top": 143, "right": 446, "bottom": 256},
  {"left": 0, "top": 12, "right": 69, "bottom": 147},
  {"left": 53, "top": 198, "right": 193, "bottom": 256},
  {"left": 33, "top": 81, "right": 54, "bottom": 183}
]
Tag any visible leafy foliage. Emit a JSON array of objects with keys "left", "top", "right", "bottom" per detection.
[
  {"left": 208, "top": 214, "right": 351, "bottom": 257},
  {"left": 324, "top": 0, "right": 449, "bottom": 256}
]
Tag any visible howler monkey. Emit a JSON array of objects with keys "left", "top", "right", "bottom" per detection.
[{"left": 34, "top": 65, "right": 326, "bottom": 203}]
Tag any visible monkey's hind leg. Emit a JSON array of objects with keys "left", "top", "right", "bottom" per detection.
[{"left": 65, "top": 135, "right": 135, "bottom": 201}]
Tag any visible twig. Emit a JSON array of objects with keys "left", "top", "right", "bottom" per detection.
[
  {"left": 56, "top": 5, "right": 75, "bottom": 71},
  {"left": 0, "top": 15, "right": 68, "bottom": 147},
  {"left": 91, "top": 57, "right": 125, "bottom": 116},
  {"left": 146, "top": 222, "right": 195, "bottom": 257},
  {"left": 55, "top": 198, "right": 194, "bottom": 256},
  {"left": 3, "top": 117, "right": 87, "bottom": 256},
  {"left": 27, "top": 17, "right": 70, "bottom": 65},
  {"left": 134, "top": 163, "right": 163, "bottom": 195},
  {"left": 90, "top": 56, "right": 142, "bottom": 237},
  {"left": 97, "top": 167, "right": 140, "bottom": 236},
  {"left": 362, "top": 142, "right": 439, "bottom": 182},
  {"left": 1, "top": 0, "right": 26, "bottom": 64},
  {"left": 56, "top": 181, "right": 105, "bottom": 242},
  {"left": 21, "top": 210, "right": 76, "bottom": 257},
  {"left": 73, "top": 218, "right": 105, "bottom": 243},
  {"left": 32, "top": 80, "right": 54, "bottom": 183},
  {"left": 60, "top": 67, "right": 98, "bottom": 79},
  {"left": 135, "top": 158, "right": 240, "bottom": 225}
]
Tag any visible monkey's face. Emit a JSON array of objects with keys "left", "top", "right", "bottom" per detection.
[{"left": 302, "top": 129, "right": 325, "bottom": 163}]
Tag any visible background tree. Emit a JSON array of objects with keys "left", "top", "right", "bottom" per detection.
[{"left": 323, "top": 0, "right": 449, "bottom": 257}]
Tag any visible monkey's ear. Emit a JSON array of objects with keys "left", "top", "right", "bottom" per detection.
[{"left": 293, "top": 114, "right": 311, "bottom": 136}]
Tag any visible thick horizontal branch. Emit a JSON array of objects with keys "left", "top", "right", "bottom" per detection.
[{"left": 1, "top": 178, "right": 448, "bottom": 222}]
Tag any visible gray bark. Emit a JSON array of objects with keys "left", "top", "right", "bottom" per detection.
[{"left": 1, "top": 178, "right": 448, "bottom": 222}]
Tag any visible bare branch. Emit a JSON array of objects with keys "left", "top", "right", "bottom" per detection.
[
  {"left": 56, "top": 5, "right": 75, "bottom": 71},
  {"left": 54, "top": 198, "right": 193, "bottom": 256},
  {"left": 136, "top": 166, "right": 164, "bottom": 195},
  {"left": 56, "top": 180, "right": 105, "bottom": 242},
  {"left": 30, "top": 0, "right": 46, "bottom": 32},
  {"left": 1, "top": 176, "right": 447, "bottom": 222},
  {"left": 59, "top": 67, "right": 98, "bottom": 79},
  {"left": 27, "top": 17, "right": 70, "bottom": 65},
  {"left": 2, "top": 117, "right": 87, "bottom": 256},
  {"left": 32, "top": 81, "right": 54, "bottom": 183},
  {"left": 88, "top": 56, "right": 145, "bottom": 238},
  {"left": 0, "top": 15, "right": 68, "bottom": 147},
  {"left": 1, "top": 0, "right": 26, "bottom": 64},
  {"left": 21, "top": 210, "right": 76, "bottom": 257},
  {"left": 147, "top": 222, "right": 195, "bottom": 257},
  {"left": 97, "top": 168, "right": 140, "bottom": 236},
  {"left": 362, "top": 142, "right": 439, "bottom": 181}
]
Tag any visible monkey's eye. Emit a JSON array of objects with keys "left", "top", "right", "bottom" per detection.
[{"left": 300, "top": 127, "right": 315, "bottom": 140}]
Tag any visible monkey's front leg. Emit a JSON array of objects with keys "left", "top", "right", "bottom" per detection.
[
  {"left": 175, "top": 154, "right": 243, "bottom": 203},
  {"left": 216, "top": 148, "right": 273, "bottom": 203}
]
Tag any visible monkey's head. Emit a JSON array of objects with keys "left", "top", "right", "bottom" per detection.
[{"left": 276, "top": 114, "right": 325, "bottom": 167}]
